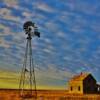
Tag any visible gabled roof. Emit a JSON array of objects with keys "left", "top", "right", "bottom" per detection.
[{"left": 70, "top": 73, "right": 91, "bottom": 81}]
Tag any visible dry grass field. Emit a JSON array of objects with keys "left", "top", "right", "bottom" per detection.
[{"left": 0, "top": 89, "right": 100, "bottom": 100}]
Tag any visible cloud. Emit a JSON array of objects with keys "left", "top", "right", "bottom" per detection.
[
  {"left": 0, "top": 24, "right": 13, "bottom": 37},
  {"left": 0, "top": 38, "right": 10, "bottom": 48},
  {"left": 0, "top": 64, "right": 73, "bottom": 89},
  {"left": 0, "top": 8, "right": 21, "bottom": 23},
  {"left": 0, "top": 0, "right": 100, "bottom": 89},
  {"left": 63, "top": 0, "right": 99, "bottom": 15},
  {"left": 34, "top": 64, "right": 73, "bottom": 88},
  {"left": 2, "top": 0, "right": 19, "bottom": 9},
  {"left": 0, "top": 70, "right": 19, "bottom": 88},
  {"left": 22, "top": 12, "right": 32, "bottom": 18},
  {"left": 35, "top": 1, "right": 55, "bottom": 13}
]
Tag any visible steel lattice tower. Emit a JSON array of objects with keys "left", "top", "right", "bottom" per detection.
[{"left": 19, "top": 21, "right": 40, "bottom": 99}]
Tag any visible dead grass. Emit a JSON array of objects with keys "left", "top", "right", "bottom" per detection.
[{"left": 0, "top": 89, "right": 100, "bottom": 100}]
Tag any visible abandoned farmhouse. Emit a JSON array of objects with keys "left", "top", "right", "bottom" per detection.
[{"left": 68, "top": 73, "right": 100, "bottom": 94}]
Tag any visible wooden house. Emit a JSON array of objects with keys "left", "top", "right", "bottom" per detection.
[{"left": 68, "top": 73, "right": 98, "bottom": 94}]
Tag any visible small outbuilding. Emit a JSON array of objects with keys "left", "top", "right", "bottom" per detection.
[{"left": 68, "top": 73, "right": 98, "bottom": 94}]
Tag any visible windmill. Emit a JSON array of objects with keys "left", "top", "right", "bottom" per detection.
[{"left": 19, "top": 21, "right": 40, "bottom": 99}]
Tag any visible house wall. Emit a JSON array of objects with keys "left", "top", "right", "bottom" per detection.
[
  {"left": 69, "top": 81, "right": 83, "bottom": 94},
  {"left": 83, "top": 75, "right": 97, "bottom": 94}
]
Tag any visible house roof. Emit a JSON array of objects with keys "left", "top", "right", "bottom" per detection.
[{"left": 70, "top": 73, "right": 91, "bottom": 81}]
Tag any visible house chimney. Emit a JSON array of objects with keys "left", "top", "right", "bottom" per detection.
[{"left": 80, "top": 72, "right": 83, "bottom": 75}]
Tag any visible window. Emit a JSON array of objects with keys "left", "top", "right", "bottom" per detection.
[
  {"left": 78, "top": 86, "right": 80, "bottom": 91},
  {"left": 71, "top": 86, "right": 73, "bottom": 91},
  {"left": 98, "top": 87, "right": 100, "bottom": 92}
]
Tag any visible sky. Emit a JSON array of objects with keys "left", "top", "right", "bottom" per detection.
[{"left": 0, "top": 0, "right": 100, "bottom": 89}]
